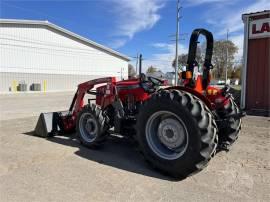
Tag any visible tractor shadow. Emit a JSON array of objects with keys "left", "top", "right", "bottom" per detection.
[{"left": 23, "top": 131, "right": 177, "bottom": 181}]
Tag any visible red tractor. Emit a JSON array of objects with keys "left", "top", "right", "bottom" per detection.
[{"left": 35, "top": 29, "right": 244, "bottom": 178}]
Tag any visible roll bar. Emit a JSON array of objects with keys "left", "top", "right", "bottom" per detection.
[
  {"left": 187, "top": 28, "right": 214, "bottom": 72},
  {"left": 186, "top": 28, "right": 214, "bottom": 89}
]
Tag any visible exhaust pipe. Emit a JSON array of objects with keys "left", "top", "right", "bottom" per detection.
[{"left": 139, "top": 54, "right": 142, "bottom": 81}]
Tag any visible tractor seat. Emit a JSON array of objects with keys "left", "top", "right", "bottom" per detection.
[
  {"left": 141, "top": 82, "right": 155, "bottom": 93},
  {"left": 140, "top": 73, "right": 155, "bottom": 93}
]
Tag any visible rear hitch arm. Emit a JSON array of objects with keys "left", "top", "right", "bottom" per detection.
[{"left": 216, "top": 110, "right": 246, "bottom": 124}]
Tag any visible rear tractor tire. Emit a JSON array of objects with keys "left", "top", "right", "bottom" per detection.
[
  {"left": 217, "top": 98, "right": 242, "bottom": 150},
  {"left": 76, "top": 104, "right": 109, "bottom": 148},
  {"left": 136, "top": 90, "right": 218, "bottom": 178}
]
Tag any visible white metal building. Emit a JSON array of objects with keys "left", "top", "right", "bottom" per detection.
[{"left": 0, "top": 19, "right": 130, "bottom": 92}]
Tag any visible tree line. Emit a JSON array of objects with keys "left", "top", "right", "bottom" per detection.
[{"left": 128, "top": 39, "right": 242, "bottom": 81}]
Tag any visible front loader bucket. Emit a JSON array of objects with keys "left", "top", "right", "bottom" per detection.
[{"left": 34, "top": 111, "right": 67, "bottom": 137}]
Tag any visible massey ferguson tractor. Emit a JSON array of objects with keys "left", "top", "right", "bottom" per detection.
[{"left": 35, "top": 29, "right": 244, "bottom": 178}]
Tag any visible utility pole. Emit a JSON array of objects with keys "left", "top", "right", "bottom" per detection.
[
  {"left": 174, "top": 0, "right": 181, "bottom": 86},
  {"left": 135, "top": 53, "right": 139, "bottom": 75},
  {"left": 139, "top": 54, "right": 142, "bottom": 81},
  {"left": 225, "top": 29, "right": 229, "bottom": 83}
]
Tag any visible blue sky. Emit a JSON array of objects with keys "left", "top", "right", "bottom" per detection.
[{"left": 1, "top": 0, "right": 269, "bottom": 72}]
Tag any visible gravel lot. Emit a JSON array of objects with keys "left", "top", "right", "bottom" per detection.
[{"left": 0, "top": 92, "right": 269, "bottom": 202}]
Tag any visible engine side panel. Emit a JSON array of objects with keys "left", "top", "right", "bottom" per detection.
[{"left": 116, "top": 80, "right": 150, "bottom": 103}]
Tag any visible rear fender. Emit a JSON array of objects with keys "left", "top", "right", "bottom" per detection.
[{"left": 164, "top": 86, "right": 214, "bottom": 110}]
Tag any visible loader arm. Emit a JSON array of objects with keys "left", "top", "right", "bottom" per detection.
[
  {"left": 69, "top": 77, "right": 117, "bottom": 116},
  {"left": 35, "top": 77, "right": 116, "bottom": 137}
]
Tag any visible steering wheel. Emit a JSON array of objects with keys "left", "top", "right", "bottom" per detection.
[{"left": 147, "top": 76, "right": 163, "bottom": 86}]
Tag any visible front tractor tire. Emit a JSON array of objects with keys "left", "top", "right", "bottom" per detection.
[
  {"left": 76, "top": 104, "right": 109, "bottom": 148},
  {"left": 137, "top": 90, "right": 218, "bottom": 178}
]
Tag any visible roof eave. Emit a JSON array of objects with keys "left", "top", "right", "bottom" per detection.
[
  {"left": 0, "top": 18, "right": 130, "bottom": 62},
  {"left": 242, "top": 10, "right": 270, "bottom": 22}
]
